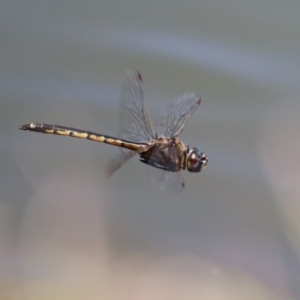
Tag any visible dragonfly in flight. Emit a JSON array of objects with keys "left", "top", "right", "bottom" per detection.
[{"left": 20, "top": 69, "right": 207, "bottom": 191}]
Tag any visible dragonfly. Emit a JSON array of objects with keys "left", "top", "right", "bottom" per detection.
[{"left": 19, "top": 69, "right": 207, "bottom": 191}]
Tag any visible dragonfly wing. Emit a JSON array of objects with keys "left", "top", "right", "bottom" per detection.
[
  {"left": 105, "top": 151, "right": 136, "bottom": 177},
  {"left": 155, "top": 93, "right": 201, "bottom": 137},
  {"left": 118, "top": 69, "right": 157, "bottom": 147},
  {"left": 149, "top": 168, "right": 185, "bottom": 192}
]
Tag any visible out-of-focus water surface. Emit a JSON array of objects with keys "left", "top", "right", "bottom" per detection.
[{"left": 1, "top": 1, "right": 300, "bottom": 299}]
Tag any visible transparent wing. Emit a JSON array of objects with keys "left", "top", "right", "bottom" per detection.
[
  {"left": 105, "top": 151, "right": 136, "bottom": 177},
  {"left": 118, "top": 69, "right": 157, "bottom": 147},
  {"left": 149, "top": 168, "right": 185, "bottom": 192},
  {"left": 155, "top": 93, "right": 201, "bottom": 137}
]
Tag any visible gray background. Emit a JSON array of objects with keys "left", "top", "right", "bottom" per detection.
[{"left": 1, "top": 1, "right": 300, "bottom": 299}]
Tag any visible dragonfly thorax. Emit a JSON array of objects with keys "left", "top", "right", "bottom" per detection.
[{"left": 186, "top": 147, "right": 208, "bottom": 173}]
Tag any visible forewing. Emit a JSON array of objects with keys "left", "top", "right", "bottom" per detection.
[
  {"left": 155, "top": 93, "right": 201, "bottom": 137},
  {"left": 149, "top": 168, "right": 185, "bottom": 192},
  {"left": 118, "top": 69, "right": 157, "bottom": 146}
]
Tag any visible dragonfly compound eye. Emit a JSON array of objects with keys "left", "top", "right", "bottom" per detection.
[{"left": 187, "top": 148, "right": 208, "bottom": 172}]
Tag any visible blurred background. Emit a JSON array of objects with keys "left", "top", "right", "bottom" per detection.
[{"left": 1, "top": 0, "right": 300, "bottom": 299}]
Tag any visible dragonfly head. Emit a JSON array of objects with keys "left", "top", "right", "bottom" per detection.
[{"left": 186, "top": 147, "right": 208, "bottom": 172}]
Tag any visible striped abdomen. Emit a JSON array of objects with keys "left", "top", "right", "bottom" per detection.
[{"left": 19, "top": 123, "right": 144, "bottom": 152}]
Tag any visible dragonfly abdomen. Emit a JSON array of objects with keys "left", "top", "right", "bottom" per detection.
[{"left": 19, "top": 123, "right": 144, "bottom": 151}]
